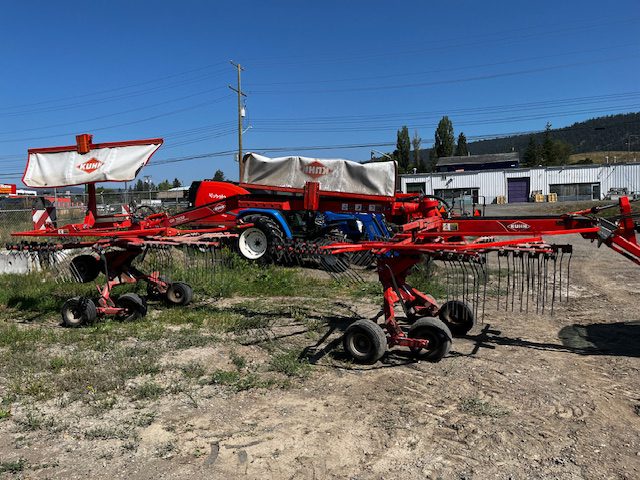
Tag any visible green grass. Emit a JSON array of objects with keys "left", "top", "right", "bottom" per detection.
[
  {"left": 0, "top": 458, "right": 26, "bottom": 474},
  {"left": 269, "top": 349, "right": 310, "bottom": 378},
  {"left": 206, "top": 369, "right": 282, "bottom": 392}
]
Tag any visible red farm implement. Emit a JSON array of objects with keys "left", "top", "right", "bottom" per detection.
[{"left": 10, "top": 134, "right": 239, "bottom": 327}]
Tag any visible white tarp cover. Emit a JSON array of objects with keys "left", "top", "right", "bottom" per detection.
[
  {"left": 23, "top": 143, "right": 162, "bottom": 188},
  {"left": 242, "top": 153, "right": 396, "bottom": 197}
]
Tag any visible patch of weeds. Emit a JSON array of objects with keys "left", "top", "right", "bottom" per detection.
[
  {"left": 270, "top": 349, "right": 311, "bottom": 378},
  {"left": 131, "top": 381, "right": 164, "bottom": 401},
  {"left": 15, "top": 410, "right": 55, "bottom": 431},
  {"left": 87, "top": 394, "right": 118, "bottom": 415},
  {"left": 49, "top": 356, "right": 67, "bottom": 372},
  {"left": 459, "top": 397, "right": 509, "bottom": 418},
  {"left": 130, "top": 411, "right": 156, "bottom": 428},
  {"left": 179, "top": 361, "right": 205, "bottom": 379},
  {"left": 169, "top": 327, "right": 216, "bottom": 349},
  {"left": 154, "top": 440, "right": 176, "bottom": 458},
  {"left": 230, "top": 351, "right": 246, "bottom": 370},
  {"left": 207, "top": 369, "right": 279, "bottom": 392},
  {"left": 0, "top": 408, "right": 10, "bottom": 420},
  {"left": 84, "top": 426, "right": 130, "bottom": 441},
  {"left": 121, "top": 439, "right": 139, "bottom": 453},
  {"left": 0, "top": 458, "right": 27, "bottom": 474}
]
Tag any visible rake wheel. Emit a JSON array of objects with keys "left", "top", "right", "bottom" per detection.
[
  {"left": 408, "top": 317, "right": 452, "bottom": 362},
  {"left": 166, "top": 282, "right": 193, "bottom": 306},
  {"left": 116, "top": 293, "right": 147, "bottom": 322},
  {"left": 61, "top": 296, "right": 97, "bottom": 328},
  {"left": 438, "top": 300, "right": 475, "bottom": 337},
  {"left": 343, "top": 319, "right": 387, "bottom": 364}
]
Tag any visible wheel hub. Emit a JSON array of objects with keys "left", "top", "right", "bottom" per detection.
[{"left": 239, "top": 227, "right": 268, "bottom": 260}]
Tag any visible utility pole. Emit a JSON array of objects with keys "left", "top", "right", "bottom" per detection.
[{"left": 229, "top": 61, "right": 246, "bottom": 178}]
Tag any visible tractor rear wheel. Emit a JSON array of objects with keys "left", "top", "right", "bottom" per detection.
[
  {"left": 438, "top": 300, "right": 475, "bottom": 337},
  {"left": 116, "top": 293, "right": 147, "bottom": 322},
  {"left": 408, "top": 317, "right": 452, "bottom": 362},
  {"left": 166, "top": 282, "right": 193, "bottom": 306},
  {"left": 61, "top": 297, "right": 97, "bottom": 327},
  {"left": 237, "top": 215, "right": 285, "bottom": 263},
  {"left": 343, "top": 319, "right": 387, "bottom": 364}
]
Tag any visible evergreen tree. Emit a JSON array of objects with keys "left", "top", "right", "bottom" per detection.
[
  {"left": 172, "top": 178, "right": 182, "bottom": 188},
  {"left": 542, "top": 122, "right": 554, "bottom": 165},
  {"left": 134, "top": 179, "right": 145, "bottom": 191},
  {"left": 213, "top": 169, "right": 226, "bottom": 181},
  {"left": 411, "top": 130, "right": 422, "bottom": 171},
  {"left": 157, "top": 180, "right": 171, "bottom": 191},
  {"left": 433, "top": 116, "right": 455, "bottom": 159},
  {"left": 396, "top": 126, "right": 411, "bottom": 172},
  {"left": 455, "top": 132, "right": 469, "bottom": 157},
  {"left": 522, "top": 136, "right": 540, "bottom": 167}
]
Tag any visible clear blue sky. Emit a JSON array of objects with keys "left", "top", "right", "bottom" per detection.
[{"left": 1, "top": 0, "right": 639, "bottom": 186}]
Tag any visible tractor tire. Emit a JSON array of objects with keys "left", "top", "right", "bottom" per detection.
[
  {"left": 116, "top": 293, "right": 147, "bottom": 322},
  {"left": 408, "top": 317, "right": 452, "bottom": 362},
  {"left": 166, "top": 282, "right": 193, "bottom": 306},
  {"left": 69, "top": 254, "right": 101, "bottom": 283},
  {"left": 61, "top": 297, "right": 97, "bottom": 328},
  {"left": 343, "top": 319, "right": 388, "bottom": 364},
  {"left": 438, "top": 300, "right": 475, "bottom": 337},
  {"left": 237, "top": 214, "right": 285, "bottom": 263}
]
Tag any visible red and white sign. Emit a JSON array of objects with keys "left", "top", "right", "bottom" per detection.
[
  {"left": 302, "top": 160, "right": 333, "bottom": 179},
  {"left": 76, "top": 158, "right": 104, "bottom": 174},
  {"left": 0, "top": 183, "right": 16, "bottom": 194},
  {"left": 505, "top": 221, "right": 531, "bottom": 231},
  {"left": 23, "top": 138, "right": 163, "bottom": 188},
  {"left": 32, "top": 207, "right": 56, "bottom": 231}
]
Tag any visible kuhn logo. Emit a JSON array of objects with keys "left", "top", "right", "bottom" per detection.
[
  {"left": 302, "top": 161, "right": 332, "bottom": 179},
  {"left": 77, "top": 158, "right": 103, "bottom": 174},
  {"left": 213, "top": 203, "right": 226, "bottom": 213},
  {"left": 506, "top": 221, "right": 531, "bottom": 231}
]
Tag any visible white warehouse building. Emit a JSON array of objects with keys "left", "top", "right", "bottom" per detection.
[{"left": 400, "top": 163, "right": 640, "bottom": 203}]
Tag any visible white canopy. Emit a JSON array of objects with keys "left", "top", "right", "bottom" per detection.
[
  {"left": 242, "top": 153, "right": 396, "bottom": 197},
  {"left": 23, "top": 140, "right": 162, "bottom": 188}
]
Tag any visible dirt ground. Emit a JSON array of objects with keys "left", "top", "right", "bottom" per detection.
[{"left": 1, "top": 221, "right": 639, "bottom": 478}]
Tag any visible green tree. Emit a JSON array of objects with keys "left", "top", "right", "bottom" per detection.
[
  {"left": 432, "top": 116, "right": 455, "bottom": 157},
  {"left": 396, "top": 126, "right": 411, "bottom": 172},
  {"left": 411, "top": 130, "right": 422, "bottom": 171},
  {"left": 455, "top": 132, "right": 469, "bottom": 157},
  {"left": 213, "top": 169, "right": 226, "bottom": 181},
  {"left": 522, "top": 136, "right": 541, "bottom": 167},
  {"left": 542, "top": 122, "right": 555, "bottom": 165},
  {"left": 172, "top": 178, "right": 182, "bottom": 188},
  {"left": 134, "top": 179, "right": 145, "bottom": 191},
  {"left": 157, "top": 179, "right": 171, "bottom": 191}
]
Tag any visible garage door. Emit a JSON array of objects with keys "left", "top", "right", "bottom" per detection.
[{"left": 507, "top": 178, "right": 530, "bottom": 203}]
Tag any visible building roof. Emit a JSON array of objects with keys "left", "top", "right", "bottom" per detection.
[{"left": 436, "top": 152, "right": 519, "bottom": 167}]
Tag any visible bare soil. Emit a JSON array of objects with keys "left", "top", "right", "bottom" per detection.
[{"left": 1, "top": 233, "right": 639, "bottom": 479}]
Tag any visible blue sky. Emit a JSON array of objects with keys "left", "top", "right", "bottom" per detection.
[{"left": 1, "top": 0, "right": 639, "bottom": 186}]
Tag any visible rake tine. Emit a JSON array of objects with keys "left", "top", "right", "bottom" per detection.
[
  {"left": 566, "top": 247, "right": 572, "bottom": 300},
  {"left": 551, "top": 252, "right": 557, "bottom": 315},
  {"left": 496, "top": 252, "right": 502, "bottom": 310}
]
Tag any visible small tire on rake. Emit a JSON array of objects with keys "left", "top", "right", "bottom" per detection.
[
  {"left": 343, "top": 319, "right": 387, "bottom": 364},
  {"left": 116, "top": 293, "right": 147, "bottom": 322},
  {"left": 61, "top": 297, "right": 97, "bottom": 328},
  {"left": 438, "top": 300, "right": 475, "bottom": 337},
  {"left": 408, "top": 317, "right": 452, "bottom": 362},
  {"left": 166, "top": 282, "right": 193, "bottom": 306}
]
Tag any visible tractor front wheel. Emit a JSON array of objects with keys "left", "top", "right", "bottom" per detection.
[{"left": 237, "top": 215, "right": 285, "bottom": 263}]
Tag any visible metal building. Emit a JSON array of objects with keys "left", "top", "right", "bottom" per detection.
[{"left": 400, "top": 163, "right": 640, "bottom": 203}]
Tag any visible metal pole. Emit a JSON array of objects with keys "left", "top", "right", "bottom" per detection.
[{"left": 229, "top": 61, "right": 247, "bottom": 179}]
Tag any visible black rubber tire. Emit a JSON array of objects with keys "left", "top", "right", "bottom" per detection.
[
  {"left": 408, "top": 317, "right": 452, "bottom": 362},
  {"left": 69, "top": 254, "right": 101, "bottom": 283},
  {"left": 116, "top": 293, "right": 147, "bottom": 322},
  {"left": 343, "top": 319, "right": 388, "bottom": 364},
  {"left": 166, "top": 282, "right": 193, "bottom": 306},
  {"left": 61, "top": 297, "right": 97, "bottom": 327},
  {"left": 438, "top": 300, "right": 475, "bottom": 337},
  {"left": 237, "top": 214, "right": 285, "bottom": 264}
]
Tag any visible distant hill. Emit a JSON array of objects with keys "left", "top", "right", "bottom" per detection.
[{"left": 414, "top": 112, "right": 640, "bottom": 163}]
